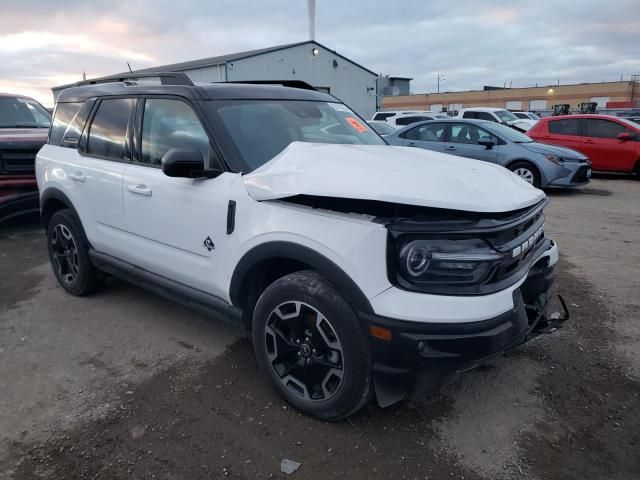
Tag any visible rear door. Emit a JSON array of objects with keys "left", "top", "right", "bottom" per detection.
[
  {"left": 396, "top": 123, "right": 447, "bottom": 152},
  {"left": 67, "top": 97, "right": 133, "bottom": 256},
  {"left": 544, "top": 118, "right": 583, "bottom": 152},
  {"left": 444, "top": 123, "right": 499, "bottom": 163},
  {"left": 583, "top": 118, "right": 637, "bottom": 172}
]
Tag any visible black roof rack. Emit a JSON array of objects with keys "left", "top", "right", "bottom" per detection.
[
  {"left": 75, "top": 72, "right": 194, "bottom": 87},
  {"left": 224, "top": 80, "right": 318, "bottom": 91}
]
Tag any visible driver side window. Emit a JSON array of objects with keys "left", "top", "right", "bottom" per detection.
[{"left": 140, "top": 98, "right": 211, "bottom": 166}]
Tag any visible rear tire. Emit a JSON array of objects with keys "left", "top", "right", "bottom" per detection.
[
  {"left": 509, "top": 161, "right": 541, "bottom": 188},
  {"left": 46, "top": 209, "right": 102, "bottom": 296},
  {"left": 252, "top": 270, "right": 372, "bottom": 420}
]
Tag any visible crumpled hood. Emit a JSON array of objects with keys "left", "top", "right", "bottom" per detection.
[
  {"left": 521, "top": 141, "right": 588, "bottom": 160},
  {"left": 242, "top": 142, "right": 545, "bottom": 213}
]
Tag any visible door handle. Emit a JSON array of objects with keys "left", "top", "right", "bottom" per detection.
[
  {"left": 584, "top": 139, "right": 594, "bottom": 144},
  {"left": 407, "top": 142, "right": 417, "bottom": 147},
  {"left": 69, "top": 172, "right": 86, "bottom": 183},
  {"left": 445, "top": 146, "right": 456, "bottom": 151},
  {"left": 127, "top": 184, "right": 153, "bottom": 196}
]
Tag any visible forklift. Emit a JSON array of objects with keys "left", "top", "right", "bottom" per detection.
[
  {"left": 579, "top": 102, "right": 598, "bottom": 114},
  {"left": 552, "top": 104, "right": 571, "bottom": 116}
]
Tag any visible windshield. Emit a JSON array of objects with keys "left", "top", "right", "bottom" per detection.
[
  {"left": 495, "top": 109, "right": 519, "bottom": 123},
  {"left": 528, "top": 112, "right": 541, "bottom": 120},
  {"left": 485, "top": 122, "right": 533, "bottom": 142},
  {"left": 0, "top": 96, "right": 51, "bottom": 128},
  {"left": 368, "top": 121, "right": 396, "bottom": 135},
  {"left": 209, "top": 100, "right": 385, "bottom": 171}
]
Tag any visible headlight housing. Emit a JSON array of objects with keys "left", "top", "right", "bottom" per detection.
[
  {"left": 395, "top": 238, "right": 504, "bottom": 291},
  {"left": 543, "top": 154, "right": 563, "bottom": 165}
]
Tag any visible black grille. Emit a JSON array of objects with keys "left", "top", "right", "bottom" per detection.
[
  {"left": 571, "top": 165, "right": 590, "bottom": 183},
  {"left": 0, "top": 150, "right": 38, "bottom": 175}
]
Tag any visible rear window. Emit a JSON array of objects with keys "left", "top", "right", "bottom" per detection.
[
  {"left": 395, "top": 116, "right": 431, "bottom": 126},
  {"left": 372, "top": 112, "right": 394, "bottom": 121},
  {"left": 548, "top": 119, "right": 580, "bottom": 136},
  {"left": 49, "top": 102, "right": 91, "bottom": 147}
]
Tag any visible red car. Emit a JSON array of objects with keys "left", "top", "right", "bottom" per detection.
[
  {"left": 528, "top": 114, "right": 640, "bottom": 175},
  {"left": 0, "top": 93, "right": 50, "bottom": 223}
]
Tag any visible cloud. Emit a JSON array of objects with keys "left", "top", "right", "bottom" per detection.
[{"left": 1, "top": 0, "right": 638, "bottom": 107}]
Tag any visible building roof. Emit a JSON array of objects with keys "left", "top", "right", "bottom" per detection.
[{"left": 53, "top": 40, "right": 378, "bottom": 91}]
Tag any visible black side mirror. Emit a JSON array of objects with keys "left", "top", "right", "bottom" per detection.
[
  {"left": 478, "top": 137, "right": 495, "bottom": 149},
  {"left": 161, "top": 148, "right": 221, "bottom": 178}
]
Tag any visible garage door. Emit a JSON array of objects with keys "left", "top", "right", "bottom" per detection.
[
  {"left": 506, "top": 101, "right": 523, "bottom": 110},
  {"left": 529, "top": 100, "right": 547, "bottom": 110}
]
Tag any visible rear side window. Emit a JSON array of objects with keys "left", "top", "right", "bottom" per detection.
[
  {"left": 86, "top": 98, "right": 134, "bottom": 160},
  {"left": 400, "top": 123, "right": 446, "bottom": 141},
  {"left": 462, "top": 111, "right": 476, "bottom": 119},
  {"left": 49, "top": 102, "right": 91, "bottom": 148},
  {"left": 548, "top": 119, "right": 580, "bottom": 136},
  {"left": 395, "top": 116, "right": 431, "bottom": 126},
  {"left": 585, "top": 119, "right": 627, "bottom": 139},
  {"left": 476, "top": 112, "right": 496, "bottom": 122}
]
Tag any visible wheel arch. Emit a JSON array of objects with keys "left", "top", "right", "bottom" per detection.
[
  {"left": 40, "top": 188, "right": 88, "bottom": 242},
  {"left": 229, "top": 242, "right": 374, "bottom": 327},
  {"left": 505, "top": 158, "right": 545, "bottom": 184}
]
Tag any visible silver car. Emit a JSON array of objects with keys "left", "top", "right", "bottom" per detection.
[{"left": 386, "top": 119, "right": 591, "bottom": 188}]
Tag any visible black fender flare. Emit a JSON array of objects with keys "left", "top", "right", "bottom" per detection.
[
  {"left": 229, "top": 241, "right": 374, "bottom": 314},
  {"left": 40, "top": 188, "right": 88, "bottom": 241}
]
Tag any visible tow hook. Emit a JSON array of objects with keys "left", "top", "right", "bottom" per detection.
[{"left": 527, "top": 295, "right": 570, "bottom": 338}]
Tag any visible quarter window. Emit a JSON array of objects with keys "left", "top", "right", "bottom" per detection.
[
  {"left": 585, "top": 119, "right": 627, "bottom": 139},
  {"left": 548, "top": 119, "right": 580, "bottom": 136},
  {"left": 86, "top": 98, "right": 134, "bottom": 160},
  {"left": 140, "top": 99, "right": 210, "bottom": 165},
  {"left": 50, "top": 101, "right": 92, "bottom": 148}
]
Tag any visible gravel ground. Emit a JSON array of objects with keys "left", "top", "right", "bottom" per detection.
[{"left": 0, "top": 177, "right": 639, "bottom": 479}]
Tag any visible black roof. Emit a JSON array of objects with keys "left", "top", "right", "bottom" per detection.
[{"left": 56, "top": 81, "right": 336, "bottom": 103}]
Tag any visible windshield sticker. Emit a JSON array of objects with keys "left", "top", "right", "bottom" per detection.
[
  {"left": 329, "top": 103, "right": 352, "bottom": 112},
  {"left": 345, "top": 117, "right": 368, "bottom": 133}
]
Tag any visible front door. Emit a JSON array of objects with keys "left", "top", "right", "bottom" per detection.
[
  {"left": 583, "top": 118, "right": 637, "bottom": 172},
  {"left": 444, "top": 123, "right": 499, "bottom": 163},
  {"left": 121, "top": 97, "right": 232, "bottom": 297}
]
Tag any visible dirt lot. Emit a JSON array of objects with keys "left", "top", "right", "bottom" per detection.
[{"left": 1, "top": 177, "right": 639, "bottom": 480}]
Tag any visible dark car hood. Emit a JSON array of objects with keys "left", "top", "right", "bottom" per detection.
[
  {"left": 0, "top": 128, "right": 48, "bottom": 148},
  {"left": 521, "top": 141, "right": 587, "bottom": 160}
]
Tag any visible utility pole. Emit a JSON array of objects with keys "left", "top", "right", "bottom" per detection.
[{"left": 437, "top": 72, "right": 445, "bottom": 93}]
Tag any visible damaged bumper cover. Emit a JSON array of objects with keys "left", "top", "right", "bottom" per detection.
[{"left": 361, "top": 240, "right": 569, "bottom": 407}]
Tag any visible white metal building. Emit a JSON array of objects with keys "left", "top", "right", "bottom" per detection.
[{"left": 52, "top": 41, "right": 380, "bottom": 119}]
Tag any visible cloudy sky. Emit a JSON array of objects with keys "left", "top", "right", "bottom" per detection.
[{"left": 1, "top": 0, "right": 639, "bottom": 107}]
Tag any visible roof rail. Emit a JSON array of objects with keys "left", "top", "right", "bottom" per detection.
[
  {"left": 75, "top": 72, "right": 194, "bottom": 87},
  {"left": 224, "top": 80, "right": 318, "bottom": 91}
]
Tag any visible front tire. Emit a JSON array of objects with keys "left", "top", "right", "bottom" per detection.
[
  {"left": 252, "top": 271, "right": 372, "bottom": 420},
  {"left": 46, "top": 209, "right": 102, "bottom": 296},
  {"left": 509, "top": 161, "right": 541, "bottom": 188}
]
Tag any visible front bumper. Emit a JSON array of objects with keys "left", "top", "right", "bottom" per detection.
[
  {"left": 0, "top": 181, "right": 39, "bottom": 223},
  {"left": 360, "top": 240, "right": 568, "bottom": 406},
  {"left": 548, "top": 162, "right": 591, "bottom": 187}
]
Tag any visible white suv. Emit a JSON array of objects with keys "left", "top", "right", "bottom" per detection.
[
  {"left": 458, "top": 107, "right": 537, "bottom": 131},
  {"left": 371, "top": 110, "right": 449, "bottom": 128},
  {"left": 37, "top": 74, "right": 566, "bottom": 420}
]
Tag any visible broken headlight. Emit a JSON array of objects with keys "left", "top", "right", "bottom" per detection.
[{"left": 396, "top": 238, "right": 504, "bottom": 290}]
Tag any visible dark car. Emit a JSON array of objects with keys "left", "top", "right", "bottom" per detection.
[{"left": 0, "top": 93, "right": 51, "bottom": 223}]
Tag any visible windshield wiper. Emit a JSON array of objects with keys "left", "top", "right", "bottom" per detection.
[{"left": 0, "top": 124, "right": 49, "bottom": 128}]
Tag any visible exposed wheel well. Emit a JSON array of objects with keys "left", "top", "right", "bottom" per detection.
[
  {"left": 236, "top": 257, "right": 310, "bottom": 328},
  {"left": 41, "top": 198, "right": 69, "bottom": 229}
]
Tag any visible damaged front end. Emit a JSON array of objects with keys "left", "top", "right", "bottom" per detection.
[{"left": 360, "top": 198, "right": 570, "bottom": 406}]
